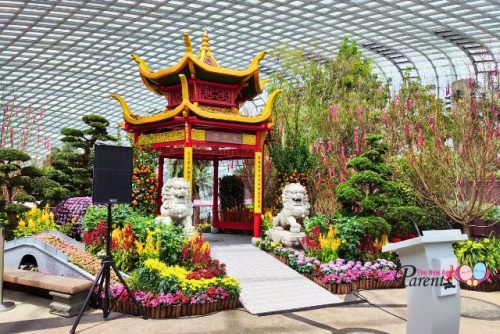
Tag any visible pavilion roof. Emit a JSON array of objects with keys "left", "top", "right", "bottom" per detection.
[{"left": 131, "top": 30, "right": 267, "bottom": 102}]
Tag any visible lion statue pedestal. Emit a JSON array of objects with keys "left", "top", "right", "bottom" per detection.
[
  {"left": 155, "top": 177, "right": 194, "bottom": 236},
  {"left": 266, "top": 183, "right": 310, "bottom": 247}
]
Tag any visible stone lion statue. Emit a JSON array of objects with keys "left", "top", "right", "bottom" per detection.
[
  {"left": 157, "top": 177, "right": 194, "bottom": 234},
  {"left": 272, "top": 183, "right": 310, "bottom": 233}
]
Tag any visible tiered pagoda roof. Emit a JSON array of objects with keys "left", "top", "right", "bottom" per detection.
[{"left": 111, "top": 30, "right": 281, "bottom": 126}]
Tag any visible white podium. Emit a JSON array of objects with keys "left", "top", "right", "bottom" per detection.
[{"left": 382, "top": 230, "right": 468, "bottom": 334}]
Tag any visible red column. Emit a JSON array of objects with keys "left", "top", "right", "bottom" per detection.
[
  {"left": 212, "top": 159, "right": 219, "bottom": 228},
  {"left": 156, "top": 156, "right": 164, "bottom": 215}
]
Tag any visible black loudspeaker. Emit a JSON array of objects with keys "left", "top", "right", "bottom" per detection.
[{"left": 92, "top": 144, "right": 133, "bottom": 204}]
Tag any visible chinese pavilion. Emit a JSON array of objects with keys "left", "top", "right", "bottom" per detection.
[{"left": 110, "top": 30, "right": 281, "bottom": 239}]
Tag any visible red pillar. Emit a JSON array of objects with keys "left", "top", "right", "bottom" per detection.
[
  {"left": 156, "top": 156, "right": 164, "bottom": 215},
  {"left": 212, "top": 159, "right": 219, "bottom": 228}
]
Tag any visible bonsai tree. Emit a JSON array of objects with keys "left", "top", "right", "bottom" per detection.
[
  {"left": 48, "top": 114, "right": 117, "bottom": 196},
  {"left": 0, "top": 148, "right": 64, "bottom": 238},
  {"left": 335, "top": 134, "right": 428, "bottom": 254}
]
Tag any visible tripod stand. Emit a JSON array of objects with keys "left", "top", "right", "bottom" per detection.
[{"left": 70, "top": 202, "right": 145, "bottom": 334}]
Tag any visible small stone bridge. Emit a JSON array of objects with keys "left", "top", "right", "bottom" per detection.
[{"left": 4, "top": 230, "right": 94, "bottom": 280}]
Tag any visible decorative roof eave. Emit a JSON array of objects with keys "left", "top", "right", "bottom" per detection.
[
  {"left": 130, "top": 50, "right": 267, "bottom": 97},
  {"left": 187, "top": 88, "right": 282, "bottom": 124},
  {"left": 111, "top": 74, "right": 282, "bottom": 126}
]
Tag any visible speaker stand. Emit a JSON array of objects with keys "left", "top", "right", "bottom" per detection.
[{"left": 70, "top": 203, "right": 146, "bottom": 334}]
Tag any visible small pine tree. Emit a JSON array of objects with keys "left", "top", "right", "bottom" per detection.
[
  {"left": 0, "top": 148, "right": 65, "bottom": 238},
  {"left": 48, "top": 114, "right": 116, "bottom": 196},
  {"left": 336, "top": 134, "right": 426, "bottom": 238}
]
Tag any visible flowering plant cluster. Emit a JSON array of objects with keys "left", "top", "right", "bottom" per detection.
[
  {"left": 109, "top": 284, "right": 232, "bottom": 307},
  {"left": 319, "top": 258, "right": 402, "bottom": 284},
  {"left": 288, "top": 251, "right": 321, "bottom": 274},
  {"left": 135, "top": 230, "right": 161, "bottom": 261},
  {"left": 53, "top": 197, "right": 92, "bottom": 236},
  {"left": 37, "top": 234, "right": 117, "bottom": 281},
  {"left": 181, "top": 232, "right": 226, "bottom": 278},
  {"left": 14, "top": 206, "right": 56, "bottom": 238},
  {"left": 82, "top": 219, "right": 106, "bottom": 254},
  {"left": 111, "top": 223, "right": 138, "bottom": 272},
  {"left": 130, "top": 258, "right": 239, "bottom": 298}
]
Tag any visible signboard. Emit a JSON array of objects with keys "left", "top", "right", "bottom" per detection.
[
  {"left": 254, "top": 151, "right": 262, "bottom": 213},
  {"left": 432, "top": 258, "right": 458, "bottom": 297},
  {"left": 183, "top": 146, "right": 193, "bottom": 191},
  {"left": 206, "top": 131, "right": 242, "bottom": 144}
]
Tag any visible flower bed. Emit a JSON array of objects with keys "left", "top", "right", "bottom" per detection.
[
  {"left": 258, "top": 240, "right": 404, "bottom": 294},
  {"left": 107, "top": 285, "right": 239, "bottom": 318},
  {"left": 36, "top": 234, "right": 118, "bottom": 280}
]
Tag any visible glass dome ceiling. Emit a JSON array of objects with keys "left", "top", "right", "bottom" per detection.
[{"left": 1, "top": 0, "right": 499, "bottom": 158}]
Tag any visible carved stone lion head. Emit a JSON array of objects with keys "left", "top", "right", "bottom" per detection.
[
  {"left": 282, "top": 183, "right": 310, "bottom": 218},
  {"left": 160, "top": 177, "right": 193, "bottom": 218}
]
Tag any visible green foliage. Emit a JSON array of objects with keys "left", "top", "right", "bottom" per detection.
[
  {"left": 483, "top": 207, "right": 500, "bottom": 222},
  {"left": 49, "top": 114, "right": 117, "bottom": 196},
  {"left": 268, "top": 131, "right": 315, "bottom": 176},
  {"left": 0, "top": 148, "right": 30, "bottom": 162},
  {"left": 219, "top": 175, "right": 244, "bottom": 210},
  {"left": 0, "top": 147, "right": 65, "bottom": 238},
  {"left": 454, "top": 238, "right": 500, "bottom": 276},
  {"left": 81, "top": 204, "right": 153, "bottom": 232},
  {"left": 304, "top": 214, "right": 328, "bottom": 234},
  {"left": 128, "top": 265, "right": 180, "bottom": 293},
  {"left": 157, "top": 224, "right": 186, "bottom": 265},
  {"left": 334, "top": 135, "right": 432, "bottom": 238},
  {"left": 333, "top": 215, "right": 365, "bottom": 261}
]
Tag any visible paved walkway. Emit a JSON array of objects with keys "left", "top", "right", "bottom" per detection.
[{"left": 207, "top": 233, "right": 343, "bottom": 315}]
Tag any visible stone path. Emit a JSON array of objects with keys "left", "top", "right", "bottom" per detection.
[{"left": 208, "top": 233, "right": 343, "bottom": 315}]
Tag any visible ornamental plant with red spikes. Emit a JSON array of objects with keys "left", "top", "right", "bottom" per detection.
[{"left": 82, "top": 219, "right": 107, "bottom": 254}]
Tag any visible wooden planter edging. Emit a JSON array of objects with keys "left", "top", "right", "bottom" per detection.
[
  {"left": 110, "top": 297, "right": 239, "bottom": 318},
  {"left": 268, "top": 251, "right": 404, "bottom": 294},
  {"left": 460, "top": 277, "right": 500, "bottom": 292}
]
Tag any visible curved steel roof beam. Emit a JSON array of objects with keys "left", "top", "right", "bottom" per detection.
[
  {"left": 363, "top": 0, "right": 458, "bottom": 84},
  {"left": 234, "top": 3, "right": 408, "bottom": 84},
  {"left": 317, "top": 4, "right": 442, "bottom": 92},
  {"left": 414, "top": 0, "right": 500, "bottom": 43}
]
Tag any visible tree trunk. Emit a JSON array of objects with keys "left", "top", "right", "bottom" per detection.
[{"left": 462, "top": 224, "right": 472, "bottom": 238}]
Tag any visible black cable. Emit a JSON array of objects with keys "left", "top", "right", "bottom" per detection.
[{"left": 352, "top": 289, "right": 407, "bottom": 322}]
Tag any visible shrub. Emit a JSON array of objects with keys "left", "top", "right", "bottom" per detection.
[
  {"left": 454, "top": 238, "right": 499, "bottom": 276},
  {"left": 53, "top": 196, "right": 92, "bottom": 236},
  {"left": 219, "top": 175, "right": 244, "bottom": 210}
]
